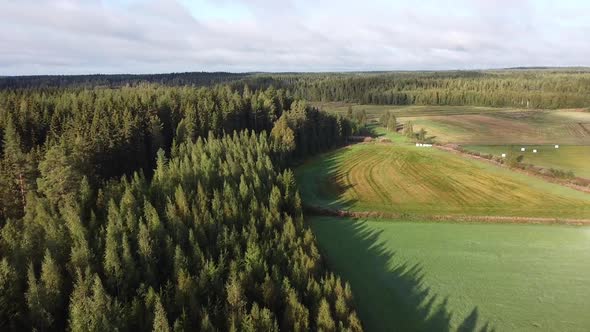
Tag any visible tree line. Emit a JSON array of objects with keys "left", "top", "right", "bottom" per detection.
[
  {"left": 0, "top": 72, "right": 248, "bottom": 89},
  {"left": 5, "top": 70, "right": 590, "bottom": 109},
  {"left": 0, "top": 84, "right": 361, "bottom": 331},
  {"left": 239, "top": 70, "right": 590, "bottom": 109}
]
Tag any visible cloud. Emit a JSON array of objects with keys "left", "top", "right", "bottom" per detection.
[{"left": 0, "top": 0, "right": 588, "bottom": 75}]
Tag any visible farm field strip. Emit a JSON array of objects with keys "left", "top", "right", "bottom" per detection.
[
  {"left": 404, "top": 113, "right": 590, "bottom": 144},
  {"left": 311, "top": 216, "right": 590, "bottom": 332},
  {"left": 313, "top": 103, "right": 518, "bottom": 118},
  {"left": 317, "top": 103, "right": 590, "bottom": 144},
  {"left": 463, "top": 145, "right": 590, "bottom": 178},
  {"left": 296, "top": 143, "right": 590, "bottom": 219}
]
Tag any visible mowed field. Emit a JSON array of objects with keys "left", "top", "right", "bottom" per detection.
[
  {"left": 312, "top": 102, "right": 512, "bottom": 119},
  {"left": 312, "top": 216, "right": 590, "bottom": 332},
  {"left": 300, "top": 106, "right": 590, "bottom": 331},
  {"left": 296, "top": 143, "right": 590, "bottom": 219},
  {"left": 315, "top": 103, "right": 590, "bottom": 145},
  {"left": 404, "top": 110, "right": 590, "bottom": 145},
  {"left": 464, "top": 145, "right": 590, "bottom": 178}
]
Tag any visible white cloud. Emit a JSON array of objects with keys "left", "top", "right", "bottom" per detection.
[{"left": 0, "top": 0, "right": 588, "bottom": 75}]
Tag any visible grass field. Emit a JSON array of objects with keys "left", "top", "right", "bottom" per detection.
[
  {"left": 312, "top": 216, "right": 590, "bottom": 332},
  {"left": 296, "top": 143, "right": 590, "bottom": 218},
  {"left": 464, "top": 145, "right": 590, "bottom": 178},
  {"left": 404, "top": 111, "right": 590, "bottom": 145},
  {"left": 300, "top": 107, "right": 590, "bottom": 331},
  {"left": 315, "top": 103, "right": 590, "bottom": 144},
  {"left": 313, "top": 102, "right": 512, "bottom": 119}
]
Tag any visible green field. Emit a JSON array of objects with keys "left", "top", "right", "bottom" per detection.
[
  {"left": 464, "top": 145, "right": 590, "bottom": 178},
  {"left": 296, "top": 143, "right": 590, "bottom": 219},
  {"left": 300, "top": 106, "right": 590, "bottom": 331},
  {"left": 403, "top": 110, "right": 590, "bottom": 145},
  {"left": 312, "top": 216, "right": 590, "bottom": 332},
  {"left": 315, "top": 103, "right": 590, "bottom": 145},
  {"left": 313, "top": 102, "right": 512, "bottom": 119}
]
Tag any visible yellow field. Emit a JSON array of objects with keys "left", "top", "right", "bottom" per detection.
[
  {"left": 404, "top": 110, "right": 590, "bottom": 145},
  {"left": 297, "top": 143, "right": 590, "bottom": 219},
  {"left": 464, "top": 145, "right": 590, "bottom": 178}
]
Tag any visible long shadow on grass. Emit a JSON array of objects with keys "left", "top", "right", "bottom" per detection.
[
  {"left": 298, "top": 124, "right": 396, "bottom": 211},
  {"left": 298, "top": 147, "right": 359, "bottom": 210},
  {"left": 314, "top": 217, "right": 494, "bottom": 332}
]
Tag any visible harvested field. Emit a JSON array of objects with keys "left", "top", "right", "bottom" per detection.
[
  {"left": 316, "top": 103, "right": 590, "bottom": 144},
  {"left": 296, "top": 143, "right": 590, "bottom": 219},
  {"left": 463, "top": 145, "right": 590, "bottom": 178},
  {"left": 312, "top": 103, "right": 514, "bottom": 119},
  {"left": 405, "top": 111, "right": 590, "bottom": 144}
]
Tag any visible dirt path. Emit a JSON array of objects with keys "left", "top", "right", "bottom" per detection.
[
  {"left": 434, "top": 144, "right": 590, "bottom": 194},
  {"left": 304, "top": 205, "right": 590, "bottom": 226}
]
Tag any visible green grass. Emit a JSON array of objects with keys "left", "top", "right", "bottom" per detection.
[
  {"left": 410, "top": 111, "right": 590, "bottom": 145},
  {"left": 371, "top": 126, "right": 408, "bottom": 143},
  {"left": 464, "top": 145, "right": 590, "bottom": 178},
  {"left": 314, "top": 103, "right": 590, "bottom": 145},
  {"left": 311, "top": 216, "right": 590, "bottom": 332},
  {"left": 296, "top": 143, "right": 590, "bottom": 218},
  {"left": 404, "top": 111, "right": 590, "bottom": 145}
]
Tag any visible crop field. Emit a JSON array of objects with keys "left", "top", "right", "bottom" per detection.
[
  {"left": 312, "top": 102, "right": 513, "bottom": 119},
  {"left": 404, "top": 110, "right": 590, "bottom": 145},
  {"left": 296, "top": 143, "right": 590, "bottom": 218},
  {"left": 314, "top": 103, "right": 590, "bottom": 144},
  {"left": 464, "top": 145, "right": 590, "bottom": 178},
  {"left": 311, "top": 216, "right": 590, "bottom": 332}
]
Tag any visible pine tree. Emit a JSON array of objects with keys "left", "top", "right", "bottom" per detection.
[
  {"left": 37, "top": 142, "right": 83, "bottom": 207},
  {"left": 40, "top": 250, "right": 63, "bottom": 325},
  {"left": 0, "top": 116, "right": 30, "bottom": 217},
  {"left": 152, "top": 296, "right": 171, "bottom": 332},
  {"left": 0, "top": 258, "right": 21, "bottom": 329},
  {"left": 316, "top": 298, "right": 336, "bottom": 331},
  {"left": 403, "top": 121, "right": 415, "bottom": 139},
  {"left": 26, "top": 263, "right": 51, "bottom": 330},
  {"left": 387, "top": 114, "right": 397, "bottom": 132}
]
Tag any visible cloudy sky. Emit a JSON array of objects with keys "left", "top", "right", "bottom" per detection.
[{"left": 1, "top": 0, "right": 589, "bottom": 75}]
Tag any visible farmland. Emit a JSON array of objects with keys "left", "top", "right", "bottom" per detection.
[
  {"left": 463, "top": 145, "right": 590, "bottom": 178},
  {"left": 296, "top": 143, "right": 590, "bottom": 219},
  {"left": 298, "top": 101, "right": 590, "bottom": 331},
  {"left": 316, "top": 103, "right": 590, "bottom": 145},
  {"left": 312, "top": 216, "right": 590, "bottom": 332},
  {"left": 313, "top": 102, "right": 511, "bottom": 119},
  {"left": 403, "top": 110, "right": 590, "bottom": 145}
]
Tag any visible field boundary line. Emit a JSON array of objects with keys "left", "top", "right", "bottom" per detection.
[
  {"left": 304, "top": 205, "right": 590, "bottom": 226},
  {"left": 434, "top": 144, "right": 590, "bottom": 194}
]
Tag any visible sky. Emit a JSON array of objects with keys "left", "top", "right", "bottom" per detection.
[{"left": 1, "top": 0, "right": 589, "bottom": 75}]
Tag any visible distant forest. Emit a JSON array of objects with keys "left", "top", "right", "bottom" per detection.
[{"left": 3, "top": 69, "right": 590, "bottom": 108}]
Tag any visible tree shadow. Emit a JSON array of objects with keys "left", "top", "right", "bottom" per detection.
[
  {"left": 313, "top": 217, "right": 495, "bottom": 332},
  {"left": 297, "top": 147, "right": 359, "bottom": 211}
]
